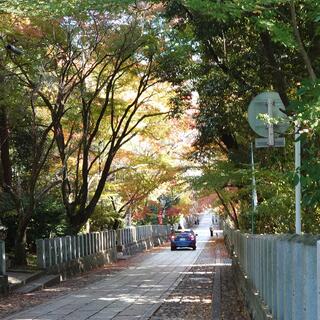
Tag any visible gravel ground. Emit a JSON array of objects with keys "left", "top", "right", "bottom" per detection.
[{"left": 149, "top": 238, "right": 251, "bottom": 320}]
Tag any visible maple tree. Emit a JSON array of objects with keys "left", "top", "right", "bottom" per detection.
[
  {"left": 5, "top": 9, "right": 170, "bottom": 236},
  {"left": 0, "top": 15, "right": 62, "bottom": 264},
  {"left": 0, "top": 3, "right": 177, "bottom": 263}
]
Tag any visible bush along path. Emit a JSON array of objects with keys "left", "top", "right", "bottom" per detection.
[{"left": 149, "top": 237, "right": 250, "bottom": 320}]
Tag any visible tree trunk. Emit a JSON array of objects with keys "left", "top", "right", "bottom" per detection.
[
  {"left": 14, "top": 232, "right": 27, "bottom": 266},
  {"left": 67, "top": 154, "right": 115, "bottom": 233},
  {"left": 260, "top": 31, "right": 290, "bottom": 107},
  {"left": 0, "top": 105, "right": 12, "bottom": 187},
  {"left": 13, "top": 199, "right": 35, "bottom": 266},
  {"left": 14, "top": 208, "right": 28, "bottom": 266},
  {"left": 290, "top": 1, "right": 317, "bottom": 81},
  {"left": 215, "top": 189, "right": 240, "bottom": 229}
]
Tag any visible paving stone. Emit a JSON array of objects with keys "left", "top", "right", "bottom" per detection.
[
  {"left": 149, "top": 238, "right": 250, "bottom": 320},
  {"left": 3, "top": 214, "right": 248, "bottom": 320}
]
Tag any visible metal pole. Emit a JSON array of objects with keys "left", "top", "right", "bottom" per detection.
[
  {"left": 251, "top": 142, "right": 258, "bottom": 234},
  {"left": 267, "top": 98, "right": 275, "bottom": 146},
  {"left": 295, "top": 123, "right": 301, "bottom": 234}
]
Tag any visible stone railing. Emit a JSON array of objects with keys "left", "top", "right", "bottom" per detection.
[
  {"left": 0, "top": 240, "right": 8, "bottom": 296},
  {"left": 36, "top": 225, "right": 170, "bottom": 276},
  {"left": 116, "top": 225, "right": 170, "bottom": 255},
  {"left": 0, "top": 241, "right": 5, "bottom": 275},
  {"left": 224, "top": 224, "right": 320, "bottom": 320},
  {"left": 36, "top": 230, "right": 117, "bottom": 270}
]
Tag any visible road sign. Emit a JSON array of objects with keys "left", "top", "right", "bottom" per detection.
[
  {"left": 248, "top": 92, "right": 289, "bottom": 139},
  {"left": 255, "top": 137, "right": 286, "bottom": 148}
]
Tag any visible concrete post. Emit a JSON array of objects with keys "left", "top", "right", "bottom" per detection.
[
  {"left": 98, "top": 232, "right": 101, "bottom": 252},
  {"left": 72, "top": 236, "right": 77, "bottom": 259},
  {"left": 105, "top": 231, "right": 109, "bottom": 249},
  {"left": 80, "top": 234, "right": 85, "bottom": 257},
  {"left": 303, "top": 244, "right": 317, "bottom": 320},
  {"left": 134, "top": 228, "right": 137, "bottom": 242},
  {"left": 48, "top": 239, "right": 54, "bottom": 267},
  {"left": 255, "top": 236, "right": 262, "bottom": 294},
  {"left": 116, "top": 229, "right": 120, "bottom": 247},
  {"left": 84, "top": 234, "right": 88, "bottom": 255},
  {"left": 110, "top": 230, "right": 113, "bottom": 248},
  {"left": 66, "top": 236, "right": 72, "bottom": 262},
  {"left": 266, "top": 236, "right": 272, "bottom": 310},
  {"left": 276, "top": 239, "right": 284, "bottom": 319},
  {"left": 93, "top": 233, "right": 97, "bottom": 253},
  {"left": 87, "top": 233, "right": 91, "bottom": 255},
  {"left": 53, "top": 238, "right": 58, "bottom": 265},
  {"left": 36, "top": 239, "right": 46, "bottom": 269},
  {"left": 252, "top": 237, "right": 256, "bottom": 291},
  {"left": 113, "top": 230, "right": 116, "bottom": 248},
  {"left": 100, "top": 232, "right": 104, "bottom": 252},
  {"left": 59, "top": 237, "right": 64, "bottom": 263},
  {"left": 270, "top": 237, "right": 277, "bottom": 314},
  {"left": 90, "top": 233, "right": 94, "bottom": 254},
  {"left": 239, "top": 234, "right": 243, "bottom": 268},
  {"left": 62, "top": 236, "right": 67, "bottom": 262},
  {"left": 91, "top": 233, "right": 95, "bottom": 254},
  {"left": 126, "top": 229, "right": 129, "bottom": 244},
  {"left": 0, "top": 241, "right": 5, "bottom": 275},
  {"left": 292, "top": 241, "right": 303, "bottom": 320},
  {"left": 260, "top": 236, "right": 268, "bottom": 301},
  {"left": 248, "top": 236, "right": 253, "bottom": 287},
  {"left": 44, "top": 239, "right": 51, "bottom": 268},
  {"left": 244, "top": 235, "right": 248, "bottom": 275},
  {"left": 125, "top": 229, "right": 131, "bottom": 243},
  {"left": 247, "top": 236, "right": 251, "bottom": 283},
  {"left": 317, "top": 240, "right": 320, "bottom": 320},
  {"left": 83, "top": 234, "right": 88, "bottom": 256},
  {"left": 96, "top": 232, "right": 99, "bottom": 252},
  {"left": 258, "top": 237, "right": 263, "bottom": 295},
  {"left": 283, "top": 240, "right": 293, "bottom": 319}
]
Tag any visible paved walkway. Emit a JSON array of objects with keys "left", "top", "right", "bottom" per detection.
[
  {"left": 149, "top": 233, "right": 250, "bottom": 320},
  {"left": 4, "top": 215, "right": 212, "bottom": 320}
]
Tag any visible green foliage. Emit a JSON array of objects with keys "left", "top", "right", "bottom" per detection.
[
  {"left": 1, "top": 0, "right": 320, "bottom": 252},
  {"left": 3, "top": 194, "right": 67, "bottom": 252},
  {"left": 89, "top": 203, "right": 124, "bottom": 231},
  {"left": 1, "top": 0, "right": 133, "bottom": 17},
  {"left": 28, "top": 196, "right": 67, "bottom": 248},
  {"left": 159, "top": 0, "right": 320, "bottom": 234},
  {"left": 250, "top": 169, "right": 295, "bottom": 234},
  {"left": 290, "top": 80, "right": 320, "bottom": 213}
]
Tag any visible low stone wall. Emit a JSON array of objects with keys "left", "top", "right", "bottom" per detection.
[
  {"left": 225, "top": 239, "right": 271, "bottom": 320},
  {"left": 0, "top": 241, "right": 8, "bottom": 296},
  {"left": 224, "top": 224, "right": 320, "bottom": 320},
  {"left": 36, "top": 225, "right": 170, "bottom": 280},
  {"left": 118, "top": 235, "right": 168, "bottom": 256},
  {"left": 46, "top": 235, "right": 168, "bottom": 280},
  {"left": 45, "top": 248, "right": 118, "bottom": 280}
]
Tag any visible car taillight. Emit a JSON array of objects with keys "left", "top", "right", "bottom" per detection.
[
  {"left": 189, "top": 235, "right": 195, "bottom": 240},
  {"left": 170, "top": 235, "right": 175, "bottom": 240}
]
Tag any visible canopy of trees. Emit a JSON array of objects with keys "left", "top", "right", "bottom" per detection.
[
  {"left": 1, "top": 0, "right": 320, "bottom": 266},
  {"left": 157, "top": 0, "right": 320, "bottom": 234}
]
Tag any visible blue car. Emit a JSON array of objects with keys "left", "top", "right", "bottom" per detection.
[{"left": 170, "top": 229, "right": 197, "bottom": 251}]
